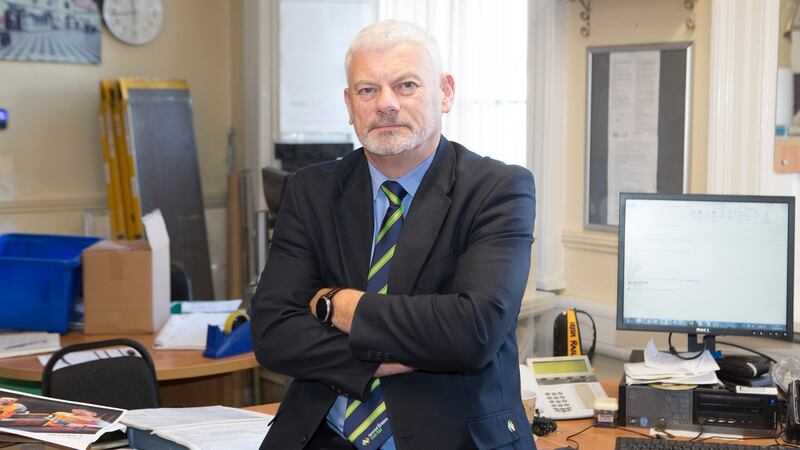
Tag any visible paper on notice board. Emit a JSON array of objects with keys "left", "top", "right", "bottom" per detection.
[
  {"left": 607, "top": 51, "right": 661, "bottom": 225},
  {"left": 607, "top": 139, "right": 658, "bottom": 225}
]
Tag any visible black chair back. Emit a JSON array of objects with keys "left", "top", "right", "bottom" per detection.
[{"left": 42, "top": 338, "right": 160, "bottom": 410}]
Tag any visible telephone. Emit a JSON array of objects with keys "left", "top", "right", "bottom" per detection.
[
  {"left": 787, "top": 378, "right": 800, "bottom": 444},
  {"left": 526, "top": 355, "right": 608, "bottom": 420}
]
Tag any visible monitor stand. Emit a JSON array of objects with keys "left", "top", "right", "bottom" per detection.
[{"left": 687, "top": 334, "right": 716, "bottom": 354}]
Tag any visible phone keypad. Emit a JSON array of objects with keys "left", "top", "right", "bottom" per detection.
[{"left": 545, "top": 391, "right": 573, "bottom": 413}]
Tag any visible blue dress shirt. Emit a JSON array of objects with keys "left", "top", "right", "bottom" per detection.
[{"left": 325, "top": 149, "right": 437, "bottom": 449}]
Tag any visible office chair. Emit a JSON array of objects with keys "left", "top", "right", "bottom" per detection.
[
  {"left": 170, "top": 263, "right": 193, "bottom": 301},
  {"left": 261, "top": 166, "right": 290, "bottom": 225},
  {"left": 42, "top": 338, "right": 160, "bottom": 410}
]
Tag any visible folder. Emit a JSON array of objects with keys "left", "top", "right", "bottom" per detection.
[
  {"left": 98, "top": 80, "right": 126, "bottom": 240},
  {"left": 112, "top": 80, "right": 143, "bottom": 239}
]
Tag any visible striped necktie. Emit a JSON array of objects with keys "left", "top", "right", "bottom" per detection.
[{"left": 343, "top": 180, "right": 406, "bottom": 450}]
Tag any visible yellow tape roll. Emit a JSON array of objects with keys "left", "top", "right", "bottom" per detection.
[{"left": 223, "top": 310, "right": 250, "bottom": 335}]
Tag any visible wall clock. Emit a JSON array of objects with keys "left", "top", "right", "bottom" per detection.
[{"left": 102, "top": 0, "right": 164, "bottom": 46}]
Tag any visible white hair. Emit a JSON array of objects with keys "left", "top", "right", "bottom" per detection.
[{"left": 345, "top": 20, "right": 443, "bottom": 77}]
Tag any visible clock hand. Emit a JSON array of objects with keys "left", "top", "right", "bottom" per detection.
[
  {"left": 128, "top": 0, "right": 137, "bottom": 25},
  {"left": 108, "top": 10, "right": 137, "bottom": 16}
]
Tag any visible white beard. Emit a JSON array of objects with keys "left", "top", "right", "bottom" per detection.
[{"left": 361, "top": 126, "right": 422, "bottom": 156}]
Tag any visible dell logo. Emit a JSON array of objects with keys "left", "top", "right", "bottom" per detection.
[{"left": 695, "top": 327, "right": 710, "bottom": 333}]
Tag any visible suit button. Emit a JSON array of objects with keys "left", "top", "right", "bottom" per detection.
[{"left": 300, "top": 434, "right": 307, "bottom": 444}]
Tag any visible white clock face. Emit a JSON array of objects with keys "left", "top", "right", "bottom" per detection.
[{"left": 103, "top": 0, "right": 164, "bottom": 46}]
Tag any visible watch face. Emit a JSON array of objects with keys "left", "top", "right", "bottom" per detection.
[
  {"left": 316, "top": 297, "right": 331, "bottom": 324},
  {"left": 103, "top": 0, "right": 163, "bottom": 45}
]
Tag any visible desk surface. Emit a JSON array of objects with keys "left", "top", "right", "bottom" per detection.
[
  {"left": 0, "top": 331, "right": 259, "bottom": 382},
  {"left": 245, "top": 380, "right": 786, "bottom": 450}
]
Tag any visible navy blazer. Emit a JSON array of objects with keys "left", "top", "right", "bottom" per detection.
[{"left": 252, "top": 137, "right": 537, "bottom": 450}]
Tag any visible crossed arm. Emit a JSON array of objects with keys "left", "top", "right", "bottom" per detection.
[{"left": 251, "top": 167, "right": 535, "bottom": 399}]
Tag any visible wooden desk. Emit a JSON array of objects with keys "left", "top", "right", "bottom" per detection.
[
  {"left": 0, "top": 331, "right": 260, "bottom": 407},
  {"left": 245, "top": 380, "right": 787, "bottom": 449}
]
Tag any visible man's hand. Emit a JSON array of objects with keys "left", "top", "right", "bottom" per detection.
[{"left": 309, "top": 288, "right": 364, "bottom": 333}]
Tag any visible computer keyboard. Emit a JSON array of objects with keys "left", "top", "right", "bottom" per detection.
[{"left": 615, "top": 437, "right": 793, "bottom": 449}]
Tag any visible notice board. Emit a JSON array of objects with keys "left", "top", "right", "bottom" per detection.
[{"left": 585, "top": 42, "right": 692, "bottom": 230}]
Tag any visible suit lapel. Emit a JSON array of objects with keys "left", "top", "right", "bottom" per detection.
[
  {"left": 391, "top": 138, "right": 455, "bottom": 294},
  {"left": 332, "top": 154, "right": 373, "bottom": 290}
]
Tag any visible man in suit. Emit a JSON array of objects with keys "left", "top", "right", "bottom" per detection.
[{"left": 251, "top": 20, "right": 536, "bottom": 450}]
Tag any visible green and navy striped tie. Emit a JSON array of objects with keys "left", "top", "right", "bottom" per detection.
[{"left": 343, "top": 180, "right": 406, "bottom": 449}]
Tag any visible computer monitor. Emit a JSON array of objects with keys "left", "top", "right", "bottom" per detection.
[{"left": 617, "top": 193, "right": 795, "bottom": 353}]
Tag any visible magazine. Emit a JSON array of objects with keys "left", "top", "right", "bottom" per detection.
[{"left": 0, "top": 388, "right": 125, "bottom": 450}]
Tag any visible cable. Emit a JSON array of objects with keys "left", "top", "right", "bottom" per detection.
[
  {"left": 667, "top": 332, "right": 707, "bottom": 360},
  {"left": 531, "top": 412, "right": 558, "bottom": 436},
  {"left": 688, "top": 421, "right": 704, "bottom": 442},
  {"left": 617, "top": 427, "right": 658, "bottom": 439},
  {"left": 574, "top": 309, "right": 597, "bottom": 362},
  {"left": 563, "top": 423, "right": 595, "bottom": 449},
  {"left": 715, "top": 340, "right": 777, "bottom": 363}
]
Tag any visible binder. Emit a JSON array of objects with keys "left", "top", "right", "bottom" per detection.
[
  {"left": 112, "top": 81, "right": 143, "bottom": 239},
  {"left": 98, "top": 80, "right": 126, "bottom": 240}
]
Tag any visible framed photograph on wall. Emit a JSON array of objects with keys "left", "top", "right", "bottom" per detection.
[
  {"left": 0, "top": 0, "right": 101, "bottom": 65},
  {"left": 584, "top": 42, "right": 692, "bottom": 230}
]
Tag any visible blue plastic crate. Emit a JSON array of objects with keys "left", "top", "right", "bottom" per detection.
[{"left": 0, "top": 234, "right": 101, "bottom": 333}]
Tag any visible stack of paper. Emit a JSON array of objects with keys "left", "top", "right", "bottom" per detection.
[
  {"left": 625, "top": 339, "right": 720, "bottom": 385},
  {"left": 153, "top": 313, "right": 230, "bottom": 350},
  {"left": 123, "top": 406, "right": 273, "bottom": 450},
  {"left": 0, "top": 331, "right": 60, "bottom": 359},
  {"left": 170, "top": 299, "right": 241, "bottom": 314}
]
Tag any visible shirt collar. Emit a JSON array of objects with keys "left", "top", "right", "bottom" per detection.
[{"left": 367, "top": 149, "right": 437, "bottom": 201}]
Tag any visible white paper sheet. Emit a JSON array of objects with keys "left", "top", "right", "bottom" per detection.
[
  {"left": 172, "top": 300, "right": 241, "bottom": 314},
  {"left": 624, "top": 339, "right": 720, "bottom": 385},
  {"left": 607, "top": 51, "right": 661, "bottom": 224},
  {"left": 606, "top": 139, "right": 658, "bottom": 224},
  {"left": 0, "top": 332, "right": 60, "bottom": 359},
  {"left": 123, "top": 406, "right": 273, "bottom": 450},
  {"left": 122, "top": 406, "right": 267, "bottom": 431},
  {"left": 154, "top": 418, "right": 272, "bottom": 450},
  {"left": 153, "top": 314, "right": 229, "bottom": 350},
  {"left": 643, "top": 339, "right": 719, "bottom": 374}
]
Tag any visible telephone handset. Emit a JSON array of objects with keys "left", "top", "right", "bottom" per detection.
[{"left": 787, "top": 378, "right": 800, "bottom": 444}]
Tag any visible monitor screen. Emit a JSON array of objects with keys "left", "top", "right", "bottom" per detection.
[{"left": 617, "top": 193, "right": 794, "bottom": 341}]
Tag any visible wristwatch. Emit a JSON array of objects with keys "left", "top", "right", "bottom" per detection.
[{"left": 315, "top": 288, "right": 344, "bottom": 325}]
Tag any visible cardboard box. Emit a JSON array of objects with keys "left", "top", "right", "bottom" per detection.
[{"left": 83, "top": 211, "right": 171, "bottom": 334}]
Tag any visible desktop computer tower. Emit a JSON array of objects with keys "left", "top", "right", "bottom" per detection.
[{"left": 618, "top": 379, "right": 777, "bottom": 437}]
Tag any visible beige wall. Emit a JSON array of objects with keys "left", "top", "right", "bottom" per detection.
[
  {"left": 779, "top": 0, "right": 795, "bottom": 69},
  {"left": 0, "top": 0, "right": 238, "bottom": 236},
  {"left": 561, "top": 0, "right": 711, "bottom": 303}
]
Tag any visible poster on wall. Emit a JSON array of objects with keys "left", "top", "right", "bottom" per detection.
[{"left": 0, "top": 0, "right": 101, "bottom": 64}]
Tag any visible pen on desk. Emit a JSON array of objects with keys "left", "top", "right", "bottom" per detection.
[{"left": 1, "top": 339, "right": 47, "bottom": 350}]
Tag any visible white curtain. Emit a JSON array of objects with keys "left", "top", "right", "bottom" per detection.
[{"left": 378, "top": 0, "right": 528, "bottom": 167}]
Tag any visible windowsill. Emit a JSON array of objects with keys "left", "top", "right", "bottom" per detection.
[{"left": 520, "top": 289, "right": 556, "bottom": 319}]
